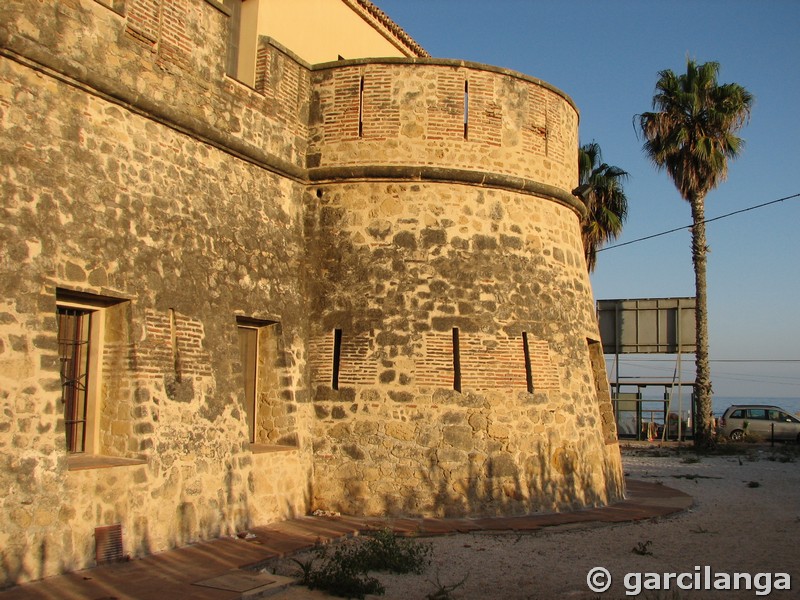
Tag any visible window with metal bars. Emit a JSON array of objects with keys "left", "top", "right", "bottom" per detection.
[{"left": 57, "top": 307, "right": 93, "bottom": 453}]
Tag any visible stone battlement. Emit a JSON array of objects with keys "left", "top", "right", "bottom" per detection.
[{"left": 308, "top": 57, "right": 578, "bottom": 193}]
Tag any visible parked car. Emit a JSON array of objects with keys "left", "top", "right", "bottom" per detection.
[{"left": 718, "top": 405, "right": 800, "bottom": 442}]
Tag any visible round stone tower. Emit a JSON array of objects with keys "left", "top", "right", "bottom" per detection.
[{"left": 305, "top": 58, "right": 622, "bottom": 517}]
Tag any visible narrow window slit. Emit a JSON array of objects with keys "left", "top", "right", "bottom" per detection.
[
  {"left": 358, "top": 76, "right": 365, "bottom": 138},
  {"left": 544, "top": 109, "right": 549, "bottom": 156},
  {"left": 332, "top": 328, "right": 343, "bottom": 390},
  {"left": 452, "top": 327, "right": 462, "bottom": 392},
  {"left": 169, "top": 308, "right": 181, "bottom": 381},
  {"left": 522, "top": 332, "right": 534, "bottom": 393},
  {"left": 463, "top": 80, "right": 469, "bottom": 140}
]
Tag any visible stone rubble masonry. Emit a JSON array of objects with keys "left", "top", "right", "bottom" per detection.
[
  {"left": 308, "top": 62, "right": 574, "bottom": 191},
  {"left": 305, "top": 180, "right": 621, "bottom": 517},
  {"left": 0, "top": 0, "right": 622, "bottom": 587}
]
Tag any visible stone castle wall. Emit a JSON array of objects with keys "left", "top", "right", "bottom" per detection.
[
  {"left": 0, "top": 0, "right": 313, "bottom": 584},
  {"left": 308, "top": 59, "right": 576, "bottom": 190},
  {"left": 0, "top": 0, "right": 621, "bottom": 586},
  {"left": 302, "top": 55, "right": 620, "bottom": 517},
  {"left": 305, "top": 180, "right": 621, "bottom": 516}
]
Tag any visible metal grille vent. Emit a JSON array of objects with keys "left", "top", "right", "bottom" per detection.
[{"left": 95, "top": 524, "right": 124, "bottom": 564}]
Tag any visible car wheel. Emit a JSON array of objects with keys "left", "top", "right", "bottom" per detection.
[{"left": 729, "top": 430, "right": 745, "bottom": 442}]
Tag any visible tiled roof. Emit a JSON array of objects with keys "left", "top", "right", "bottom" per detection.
[{"left": 354, "top": 0, "right": 430, "bottom": 57}]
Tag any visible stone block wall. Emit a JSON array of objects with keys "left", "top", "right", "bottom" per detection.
[
  {"left": 0, "top": 0, "right": 313, "bottom": 585},
  {"left": 0, "top": 0, "right": 622, "bottom": 586},
  {"left": 305, "top": 181, "right": 623, "bottom": 517},
  {"left": 308, "top": 60, "right": 578, "bottom": 191}
]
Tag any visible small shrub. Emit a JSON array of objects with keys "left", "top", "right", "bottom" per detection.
[
  {"left": 290, "top": 555, "right": 318, "bottom": 586},
  {"left": 632, "top": 540, "right": 653, "bottom": 556},
  {"left": 307, "top": 543, "right": 385, "bottom": 599},
  {"left": 357, "top": 529, "right": 432, "bottom": 574},
  {"left": 768, "top": 446, "right": 799, "bottom": 463},
  {"left": 426, "top": 570, "right": 469, "bottom": 600},
  {"left": 289, "top": 529, "right": 432, "bottom": 599}
]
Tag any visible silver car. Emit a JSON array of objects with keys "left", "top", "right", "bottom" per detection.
[{"left": 718, "top": 405, "right": 800, "bottom": 442}]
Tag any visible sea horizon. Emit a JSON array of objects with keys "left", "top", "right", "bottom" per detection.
[{"left": 628, "top": 394, "right": 800, "bottom": 419}]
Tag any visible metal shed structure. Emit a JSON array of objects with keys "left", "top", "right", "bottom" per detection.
[{"left": 597, "top": 298, "right": 697, "bottom": 441}]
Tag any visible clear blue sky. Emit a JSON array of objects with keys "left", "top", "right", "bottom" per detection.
[{"left": 374, "top": 0, "right": 800, "bottom": 398}]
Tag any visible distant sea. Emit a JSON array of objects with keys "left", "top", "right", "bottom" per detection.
[{"left": 633, "top": 395, "right": 800, "bottom": 419}]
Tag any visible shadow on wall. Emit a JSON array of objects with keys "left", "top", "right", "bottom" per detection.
[
  {"left": 175, "top": 460, "right": 252, "bottom": 547},
  {"left": 0, "top": 540, "right": 49, "bottom": 591},
  {"left": 329, "top": 437, "right": 624, "bottom": 519}
]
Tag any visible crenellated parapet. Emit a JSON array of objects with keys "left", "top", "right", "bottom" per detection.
[{"left": 307, "top": 59, "right": 579, "bottom": 201}]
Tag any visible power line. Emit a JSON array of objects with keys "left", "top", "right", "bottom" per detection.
[
  {"left": 613, "top": 360, "right": 800, "bottom": 387},
  {"left": 598, "top": 192, "right": 800, "bottom": 252},
  {"left": 711, "top": 359, "right": 800, "bottom": 363},
  {"left": 616, "top": 358, "right": 800, "bottom": 363}
]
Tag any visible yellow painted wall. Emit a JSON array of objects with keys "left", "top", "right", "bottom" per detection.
[{"left": 240, "top": 0, "right": 410, "bottom": 74}]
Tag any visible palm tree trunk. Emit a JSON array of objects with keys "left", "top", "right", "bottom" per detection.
[{"left": 690, "top": 195, "right": 713, "bottom": 447}]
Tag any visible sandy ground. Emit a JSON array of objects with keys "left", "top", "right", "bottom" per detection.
[{"left": 264, "top": 445, "right": 800, "bottom": 599}]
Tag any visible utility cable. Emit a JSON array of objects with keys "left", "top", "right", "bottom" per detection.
[
  {"left": 616, "top": 358, "right": 800, "bottom": 363},
  {"left": 597, "top": 192, "right": 800, "bottom": 252}
]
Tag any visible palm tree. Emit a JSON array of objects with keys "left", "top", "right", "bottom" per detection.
[
  {"left": 577, "top": 142, "right": 629, "bottom": 272},
  {"left": 638, "top": 59, "right": 753, "bottom": 448}
]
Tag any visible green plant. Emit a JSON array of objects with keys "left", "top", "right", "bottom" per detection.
[
  {"left": 357, "top": 529, "right": 432, "bottom": 574},
  {"left": 307, "top": 543, "right": 385, "bottom": 599},
  {"left": 632, "top": 540, "right": 653, "bottom": 556},
  {"left": 638, "top": 59, "right": 753, "bottom": 449},
  {"left": 288, "top": 529, "right": 432, "bottom": 599},
  {"left": 290, "top": 555, "right": 317, "bottom": 586},
  {"left": 426, "top": 570, "right": 469, "bottom": 600},
  {"left": 290, "top": 542, "right": 327, "bottom": 585}
]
